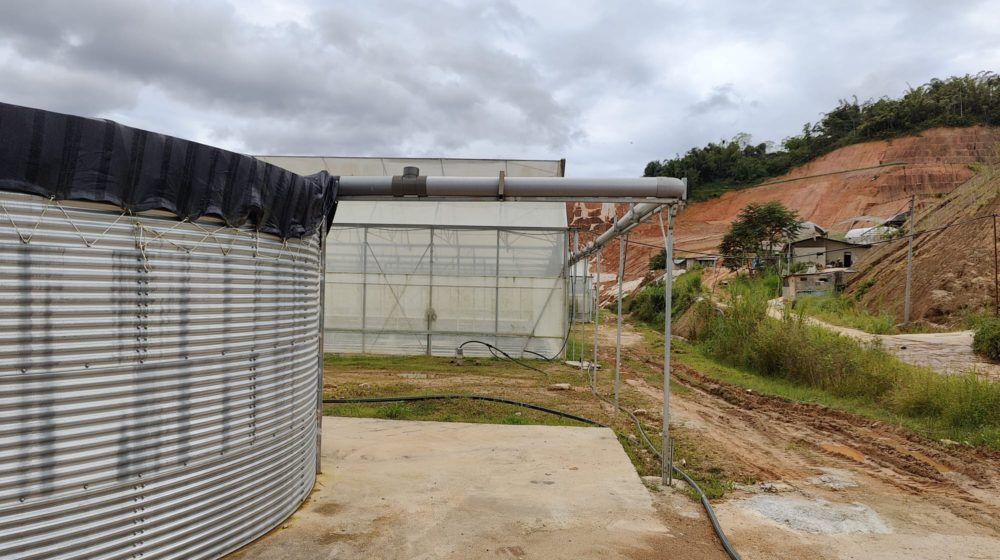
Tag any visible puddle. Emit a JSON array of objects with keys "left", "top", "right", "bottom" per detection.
[
  {"left": 880, "top": 441, "right": 953, "bottom": 474},
  {"left": 907, "top": 450, "right": 953, "bottom": 474},
  {"left": 739, "top": 495, "right": 891, "bottom": 534},
  {"left": 819, "top": 443, "right": 866, "bottom": 463}
]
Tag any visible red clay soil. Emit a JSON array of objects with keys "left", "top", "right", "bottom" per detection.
[{"left": 570, "top": 126, "right": 1000, "bottom": 289}]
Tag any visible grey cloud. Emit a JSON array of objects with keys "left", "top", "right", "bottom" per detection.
[
  {"left": 689, "top": 83, "right": 742, "bottom": 115},
  {"left": 0, "top": 0, "right": 998, "bottom": 176}
]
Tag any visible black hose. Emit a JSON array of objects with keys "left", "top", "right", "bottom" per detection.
[
  {"left": 617, "top": 399, "right": 741, "bottom": 560},
  {"left": 322, "top": 394, "right": 604, "bottom": 427},
  {"left": 585, "top": 367, "right": 742, "bottom": 560},
  {"left": 323, "top": 391, "right": 741, "bottom": 559},
  {"left": 457, "top": 340, "right": 550, "bottom": 377},
  {"left": 461, "top": 309, "right": 574, "bottom": 362}
]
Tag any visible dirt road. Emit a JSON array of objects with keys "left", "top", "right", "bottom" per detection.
[
  {"left": 766, "top": 300, "right": 1000, "bottom": 380},
  {"left": 602, "top": 319, "right": 1000, "bottom": 559}
]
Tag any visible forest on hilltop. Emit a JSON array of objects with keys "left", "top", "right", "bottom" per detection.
[{"left": 645, "top": 72, "right": 1000, "bottom": 201}]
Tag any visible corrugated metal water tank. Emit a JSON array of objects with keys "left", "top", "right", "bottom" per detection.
[{"left": 0, "top": 190, "right": 323, "bottom": 559}]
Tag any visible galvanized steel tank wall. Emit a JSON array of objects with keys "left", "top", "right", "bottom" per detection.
[{"left": 0, "top": 191, "right": 323, "bottom": 559}]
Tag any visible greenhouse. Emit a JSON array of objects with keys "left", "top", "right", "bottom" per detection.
[{"left": 259, "top": 157, "right": 572, "bottom": 358}]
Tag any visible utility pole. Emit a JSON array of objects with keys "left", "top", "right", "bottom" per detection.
[
  {"left": 903, "top": 195, "right": 915, "bottom": 325},
  {"left": 994, "top": 214, "right": 998, "bottom": 317}
]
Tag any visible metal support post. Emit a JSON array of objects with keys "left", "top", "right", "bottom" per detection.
[
  {"left": 903, "top": 195, "right": 915, "bottom": 325},
  {"left": 570, "top": 230, "right": 577, "bottom": 362},
  {"left": 361, "top": 227, "right": 368, "bottom": 353},
  {"left": 562, "top": 231, "right": 568, "bottom": 359},
  {"left": 658, "top": 207, "right": 675, "bottom": 485},
  {"left": 575, "top": 230, "right": 582, "bottom": 363},
  {"left": 495, "top": 229, "right": 501, "bottom": 345},
  {"left": 614, "top": 223, "right": 624, "bottom": 408},
  {"left": 427, "top": 227, "right": 434, "bottom": 355},
  {"left": 593, "top": 249, "right": 601, "bottom": 388}
]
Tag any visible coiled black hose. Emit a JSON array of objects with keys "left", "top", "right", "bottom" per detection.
[{"left": 322, "top": 392, "right": 741, "bottom": 559}]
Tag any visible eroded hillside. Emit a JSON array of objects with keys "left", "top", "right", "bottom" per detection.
[
  {"left": 847, "top": 168, "right": 1000, "bottom": 322},
  {"left": 571, "top": 126, "right": 1000, "bottom": 290}
]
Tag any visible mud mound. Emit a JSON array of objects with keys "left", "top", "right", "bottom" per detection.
[{"left": 570, "top": 126, "right": 1000, "bottom": 285}]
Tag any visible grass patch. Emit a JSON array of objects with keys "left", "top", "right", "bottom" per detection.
[
  {"left": 324, "top": 342, "right": 749, "bottom": 500},
  {"left": 624, "top": 268, "right": 704, "bottom": 327},
  {"left": 325, "top": 399, "right": 590, "bottom": 427},
  {"left": 672, "top": 338, "right": 999, "bottom": 447},
  {"left": 795, "top": 292, "right": 950, "bottom": 334},
  {"left": 795, "top": 292, "right": 898, "bottom": 334},
  {"left": 690, "top": 280, "right": 1000, "bottom": 448}
]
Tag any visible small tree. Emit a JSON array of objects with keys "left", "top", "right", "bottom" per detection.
[
  {"left": 649, "top": 249, "right": 666, "bottom": 270},
  {"left": 719, "top": 201, "right": 801, "bottom": 271}
]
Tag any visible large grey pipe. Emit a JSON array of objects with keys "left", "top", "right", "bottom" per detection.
[{"left": 337, "top": 171, "right": 686, "bottom": 201}]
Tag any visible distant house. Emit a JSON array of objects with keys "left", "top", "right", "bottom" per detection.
[
  {"left": 682, "top": 256, "right": 718, "bottom": 269},
  {"left": 786, "top": 236, "right": 871, "bottom": 268},
  {"left": 782, "top": 268, "right": 856, "bottom": 301}
]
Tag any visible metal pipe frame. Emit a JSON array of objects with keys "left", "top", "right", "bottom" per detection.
[
  {"left": 569, "top": 187, "right": 685, "bottom": 265},
  {"left": 658, "top": 207, "right": 676, "bottom": 486},
  {"left": 592, "top": 249, "right": 601, "bottom": 382}
]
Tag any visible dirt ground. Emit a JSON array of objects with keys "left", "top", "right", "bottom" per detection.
[
  {"left": 275, "top": 315, "right": 1000, "bottom": 559},
  {"left": 600, "top": 319, "right": 1000, "bottom": 560}
]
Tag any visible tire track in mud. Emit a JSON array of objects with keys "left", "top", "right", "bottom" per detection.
[{"left": 617, "top": 343, "right": 1000, "bottom": 533}]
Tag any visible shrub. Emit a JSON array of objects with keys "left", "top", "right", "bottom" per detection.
[
  {"left": 972, "top": 317, "right": 1000, "bottom": 361},
  {"left": 649, "top": 250, "right": 666, "bottom": 271},
  {"left": 624, "top": 268, "right": 703, "bottom": 325}
]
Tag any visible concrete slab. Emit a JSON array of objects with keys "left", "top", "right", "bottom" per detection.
[{"left": 228, "top": 417, "right": 676, "bottom": 560}]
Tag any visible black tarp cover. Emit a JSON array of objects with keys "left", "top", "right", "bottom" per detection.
[{"left": 0, "top": 102, "right": 337, "bottom": 239}]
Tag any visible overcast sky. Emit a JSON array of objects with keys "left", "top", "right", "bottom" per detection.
[{"left": 1, "top": 0, "right": 998, "bottom": 177}]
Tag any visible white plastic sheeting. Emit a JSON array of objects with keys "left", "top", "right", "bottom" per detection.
[{"left": 325, "top": 224, "right": 567, "bottom": 358}]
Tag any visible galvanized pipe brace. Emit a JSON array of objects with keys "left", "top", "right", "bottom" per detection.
[{"left": 568, "top": 186, "right": 685, "bottom": 266}]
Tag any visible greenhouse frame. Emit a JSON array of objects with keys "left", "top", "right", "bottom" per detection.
[{"left": 258, "top": 157, "right": 576, "bottom": 358}]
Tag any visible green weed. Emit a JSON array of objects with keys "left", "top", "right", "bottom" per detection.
[{"left": 690, "top": 278, "right": 1000, "bottom": 448}]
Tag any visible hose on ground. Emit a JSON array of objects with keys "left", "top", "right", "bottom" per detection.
[
  {"left": 322, "top": 392, "right": 741, "bottom": 559},
  {"left": 323, "top": 394, "right": 604, "bottom": 427},
  {"left": 457, "top": 340, "right": 550, "bottom": 377}
]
